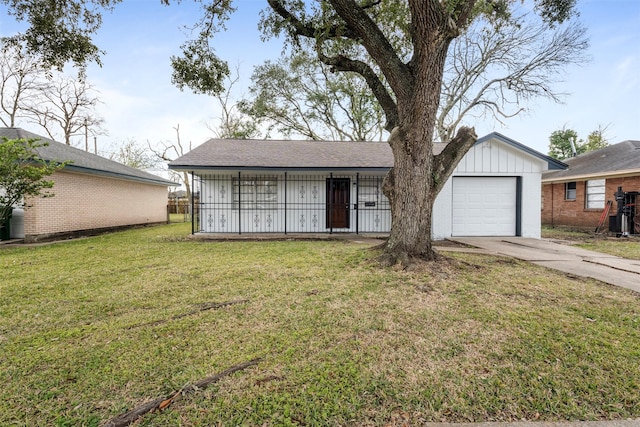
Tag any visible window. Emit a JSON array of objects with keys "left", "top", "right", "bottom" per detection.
[
  {"left": 358, "top": 178, "right": 382, "bottom": 206},
  {"left": 233, "top": 177, "right": 277, "bottom": 209},
  {"left": 585, "top": 179, "right": 605, "bottom": 209},
  {"left": 565, "top": 181, "right": 577, "bottom": 201}
]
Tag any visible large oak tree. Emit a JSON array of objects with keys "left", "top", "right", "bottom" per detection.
[
  {"left": 255, "top": 0, "right": 577, "bottom": 265},
  {"left": 1, "top": 0, "right": 578, "bottom": 264}
]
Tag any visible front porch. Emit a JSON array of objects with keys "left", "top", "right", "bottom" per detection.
[{"left": 193, "top": 172, "right": 392, "bottom": 235}]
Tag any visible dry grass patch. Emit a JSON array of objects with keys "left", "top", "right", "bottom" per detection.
[{"left": 1, "top": 224, "right": 639, "bottom": 426}]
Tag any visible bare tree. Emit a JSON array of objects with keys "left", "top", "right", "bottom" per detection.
[
  {"left": 0, "top": 43, "right": 49, "bottom": 127},
  {"left": 149, "top": 124, "right": 192, "bottom": 200},
  {"left": 108, "top": 138, "right": 159, "bottom": 170},
  {"left": 208, "top": 65, "right": 260, "bottom": 139},
  {"left": 437, "top": 15, "right": 589, "bottom": 142},
  {"left": 23, "top": 74, "right": 104, "bottom": 145},
  {"left": 241, "top": 52, "right": 386, "bottom": 141}
]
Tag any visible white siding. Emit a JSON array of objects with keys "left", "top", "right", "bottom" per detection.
[
  {"left": 432, "top": 179, "right": 452, "bottom": 240},
  {"left": 432, "top": 137, "right": 547, "bottom": 239},
  {"left": 198, "top": 172, "right": 391, "bottom": 234},
  {"left": 520, "top": 173, "right": 542, "bottom": 238},
  {"left": 455, "top": 140, "right": 543, "bottom": 174}
]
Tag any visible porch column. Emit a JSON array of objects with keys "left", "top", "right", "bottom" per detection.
[
  {"left": 329, "top": 173, "right": 333, "bottom": 234},
  {"left": 356, "top": 173, "right": 359, "bottom": 234}
]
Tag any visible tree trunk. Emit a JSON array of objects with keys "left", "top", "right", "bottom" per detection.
[
  {"left": 382, "top": 127, "right": 439, "bottom": 264},
  {"left": 269, "top": 0, "right": 480, "bottom": 265},
  {"left": 381, "top": 123, "right": 477, "bottom": 266},
  {"left": 379, "top": 4, "right": 478, "bottom": 266}
]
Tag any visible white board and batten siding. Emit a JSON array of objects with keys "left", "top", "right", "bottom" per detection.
[{"left": 432, "top": 138, "right": 547, "bottom": 240}]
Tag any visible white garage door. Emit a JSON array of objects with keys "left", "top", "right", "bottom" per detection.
[{"left": 452, "top": 177, "right": 517, "bottom": 236}]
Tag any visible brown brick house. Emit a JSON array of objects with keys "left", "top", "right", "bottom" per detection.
[
  {"left": 1, "top": 128, "right": 175, "bottom": 242},
  {"left": 541, "top": 140, "right": 640, "bottom": 231}
]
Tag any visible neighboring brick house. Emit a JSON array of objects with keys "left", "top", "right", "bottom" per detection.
[
  {"left": 1, "top": 128, "right": 175, "bottom": 242},
  {"left": 541, "top": 140, "right": 640, "bottom": 230}
]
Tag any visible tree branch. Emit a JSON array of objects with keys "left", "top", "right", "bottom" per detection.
[
  {"left": 266, "top": 0, "right": 358, "bottom": 40},
  {"left": 315, "top": 46, "right": 398, "bottom": 131},
  {"left": 266, "top": 0, "right": 403, "bottom": 130},
  {"left": 432, "top": 126, "right": 477, "bottom": 194},
  {"left": 328, "top": 0, "right": 412, "bottom": 99}
]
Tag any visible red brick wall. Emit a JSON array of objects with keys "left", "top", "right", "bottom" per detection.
[
  {"left": 23, "top": 170, "right": 168, "bottom": 241},
  {"left": 542, "top": 175, "right": 640, "bottom": 229}
]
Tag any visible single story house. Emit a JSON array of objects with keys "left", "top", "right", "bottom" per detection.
[
  {"left": 1, "top": 127, "right": 175, "bottom": 242},
  {"left": 169, "top": 132, "right": 565, "bottom": 240},
  {"left": 542, "top": 140, "right": 640, "bottom": 231}
]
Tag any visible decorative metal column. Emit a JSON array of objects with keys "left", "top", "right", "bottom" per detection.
[{"left": 356, "top": 173, "right": 359, "bottom": 234}]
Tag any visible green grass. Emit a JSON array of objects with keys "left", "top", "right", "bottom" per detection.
[
  {"left": 576, "top": 239, "right": 640, "bottom": 260},
  {"left": 1, "top": 223, "right": 639, "bottom": 426},
  {"left": 542, "top": 225, "right": 640, "bottom": 260},
  {"left": 168, "top": 212, "right": 191, "bottom": 223}
]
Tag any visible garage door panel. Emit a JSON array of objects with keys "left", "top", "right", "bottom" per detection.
[{"left": 452, "top": 177, "right": 517, "bottom": 236}]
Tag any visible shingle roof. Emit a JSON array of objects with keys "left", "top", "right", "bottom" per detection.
[
  {"left": 1, "top": 127, "right": 174, "bottom": 186},
  {"left": 542, "top": 140, "right": 640, "bottom": 182},
  {"left": 169, "top": 138, "right": 399, "bottom": 170},
  {"left": 169, "top": 133, "right": 564, "bottom": 172}
]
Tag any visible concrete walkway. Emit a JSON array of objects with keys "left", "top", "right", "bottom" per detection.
[{"left": 446, "top": 237, "right": 640, "bottom": 294}]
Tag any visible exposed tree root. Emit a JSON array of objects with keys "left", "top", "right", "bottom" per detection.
[
  {"left": 127, "top": 299, "right": 249, "bottom": 329},
  {"left": 368, "top": 241, "right": 388, "bottom": 252},
  {"left": 101, "top": 357, "right": 262, "bottom": 427},
  {"left": 376, "top": 248, "right": 442, "bottom": 269}
]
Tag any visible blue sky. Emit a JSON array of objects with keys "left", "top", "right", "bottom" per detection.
[{"left": 1, "top": 0, "right": 639, "bottom": 159}]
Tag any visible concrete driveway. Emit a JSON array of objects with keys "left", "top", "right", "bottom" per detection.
[{"left": 447, "top": 237, "right": 640, "bottom": 294}]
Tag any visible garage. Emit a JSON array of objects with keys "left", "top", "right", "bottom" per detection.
[{"left": 452, "top": 177, "right": 518, "bottom": 236}]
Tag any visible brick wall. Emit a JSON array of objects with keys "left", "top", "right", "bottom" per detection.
[
  {"left": 23, "top": 170, "right": 168, "bottom": 241},
  {"left": 542, "top": 175, "right": 640, "bottom": 229}
]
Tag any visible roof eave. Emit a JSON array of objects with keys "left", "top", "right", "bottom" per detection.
[
  {"left": 542, "top": 168, "right": 640, "bottom": 184},
  {"left": 168, "top": 165, "right": 392, "bottom": 173},
  {"left": 63, "top": 164, "right": 177, "bottom": 186}
]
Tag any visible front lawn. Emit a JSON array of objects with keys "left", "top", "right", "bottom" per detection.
[{"left": 1, "top": 224, "right": 639, "bottom": 426}]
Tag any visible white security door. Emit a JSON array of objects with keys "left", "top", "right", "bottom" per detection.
[{"left": 452, "top": 177, "right": 517, "bottom": 236}]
